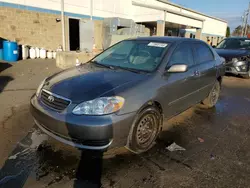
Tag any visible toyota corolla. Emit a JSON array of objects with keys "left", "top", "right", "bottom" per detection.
[{"left": 30, "top": 37, "right": 224, "bottom": 153}]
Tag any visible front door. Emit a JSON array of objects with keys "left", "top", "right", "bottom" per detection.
[{"left": 161, "top": 42, "right": 201, "bottom": 118}]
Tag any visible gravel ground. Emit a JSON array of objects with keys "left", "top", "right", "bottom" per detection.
[{"left": 0, "top": 59, "right": 250, "bottom": 188}]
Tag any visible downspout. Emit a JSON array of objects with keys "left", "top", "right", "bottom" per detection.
[
  {"left": 90, "top": 0, "right": 93, "bottom": 20},
  {"left": 163, "top": 10, "right": 166, "bottom": 36},
  {"left": 61, "top": 0, "right": 66, "bottom": 51}
]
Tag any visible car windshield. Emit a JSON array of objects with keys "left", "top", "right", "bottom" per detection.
[
  {"left": 216, "top": 38, "right": 250, "bottom": 50},
  {"left": 92, "top": 40, "right": 169, "bottom": 72}
]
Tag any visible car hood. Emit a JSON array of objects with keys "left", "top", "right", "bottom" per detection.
[
  {"left": 43, "top": 63, "right": 148, "bottom": 103},
  {"left": 215, "top": 49, "right": 250, "bottom": 58}
]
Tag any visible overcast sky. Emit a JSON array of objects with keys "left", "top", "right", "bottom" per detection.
[{"left": 171, "top": 0, "right": 249, "bottom": 31}]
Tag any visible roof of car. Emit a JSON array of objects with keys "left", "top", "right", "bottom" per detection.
[
  {"left": 130, "top": 36, "right": 202, "bottom": 43},
  {"left": 226, "top": 37, "right": 248, "bottom": 40}
]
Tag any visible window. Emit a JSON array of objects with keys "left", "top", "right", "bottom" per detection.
[
  {"left": 195, "top": 43, "right": 214, "bottom": 63},
  {"left": 216, "top": 38, "right": 250, "bottom": 50},
  {"left": 169, "top": 43, "right": 194, "bottom": 67}
]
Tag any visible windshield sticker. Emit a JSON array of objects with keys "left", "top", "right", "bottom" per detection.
[{"left": 148, "top": 42, "right": 168, "bottom": 48}]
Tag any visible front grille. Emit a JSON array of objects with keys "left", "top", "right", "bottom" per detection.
[
  {"left": 225, "top": 56, "right": 250, "bottom": 64},
  {"left": 40, "top": 90, "right": 71, "bottom": 112},
  {"left": 239, "top": 55, "right": 250, "bottom": 62}
]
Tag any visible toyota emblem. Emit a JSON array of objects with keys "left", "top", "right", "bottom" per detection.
[{"left": 48, "top": 95, "right": 55, "bottom": 102}]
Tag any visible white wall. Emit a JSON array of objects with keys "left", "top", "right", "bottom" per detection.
[
  {"left": 181, "top": 9, "right": 227, "bottom": 36},
  {"left": 0, "top": 0, "right": 227, "bottom": 36},
  {"left": 0, "top": 0, "right": 133, "bottom": 18},
  {"left": 133, "top": 6, "right": 164, "bottom": 22},
  {"left": 131, "top": 0, "right": 226, "bottom": 36},
  {"left": 165, "top": 12, "right": 202, "bottom": 28}
]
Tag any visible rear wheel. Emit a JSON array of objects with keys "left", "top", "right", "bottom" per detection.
[
  {"left": 128, "top": 106, "right": 161, "bottom": 154},
  {"left": 202, "top": 80, "right": 221, "bottom": 108}
]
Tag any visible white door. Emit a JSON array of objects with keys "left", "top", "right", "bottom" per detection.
[{"left": 80, "top": 20, "right": 94, "bottom": 52}]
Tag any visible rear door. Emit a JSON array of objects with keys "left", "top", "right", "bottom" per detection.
[
  {"left": 161, "top": 42, "right": 201, "bottom": 118},
  {"left": 193, "top": 43, "right": 217, "bottom": 100}
]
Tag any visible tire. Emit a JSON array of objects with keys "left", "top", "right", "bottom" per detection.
[
  {"left": 127, "top": 106, "right": 161, "bottom": 154},
  {"left": 202, "top": 80, "right": 221, "bottom": 108},
  {"left": 242, "top": 71, "right": 250, "bottom": 79}
]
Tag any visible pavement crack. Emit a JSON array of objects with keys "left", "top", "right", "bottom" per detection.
[
  {"left": 169, "top": 157, "right": 193, "bottom": 170},
  {"left": 143, "top": 157, "right": 166, "bottom": 171},
  {"left": 159, "top": 151, "right": 193, "bottom": 170},
  {"left": 1, "top": 106, "right": 15, "bottom": 128}
]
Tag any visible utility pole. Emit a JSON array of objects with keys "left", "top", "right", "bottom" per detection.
[
  {"left": 243, "top": 2, "right": 250, "bottom": 36},
  {"left": 241, "top": 13, "right": 245, "bottom": 37},
  {"left": 61, "top": 0, "right": 66, "bottom": 51}
]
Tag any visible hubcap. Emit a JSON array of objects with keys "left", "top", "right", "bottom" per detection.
[{"left": 136, "top": 114, "right": 157, "bottom": 147}]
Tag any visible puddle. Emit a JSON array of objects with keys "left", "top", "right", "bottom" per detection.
[
  {"left": 35, "top": 144, "right": 79, "bottom": 181},
  {"left": 0, "top": 129, "right": 49, "bottom": 187}
]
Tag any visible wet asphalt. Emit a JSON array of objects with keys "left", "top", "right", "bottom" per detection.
[{"left": 0, "top": 60, "right": 250, "bottom": 188}]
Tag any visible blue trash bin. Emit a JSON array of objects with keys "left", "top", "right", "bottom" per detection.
[
  {"left": 3, "top": 41, "right": 19, "bottom": 62},
  {"left": 0, "top": 39, "right": 3, "bottom": 61},
  {"left": 0, "top": 49, "right": 3, "bottom": 61}
]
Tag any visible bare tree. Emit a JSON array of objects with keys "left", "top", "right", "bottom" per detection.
[{"left": 232, "top": 25, "right": 250, "bottom": 36}]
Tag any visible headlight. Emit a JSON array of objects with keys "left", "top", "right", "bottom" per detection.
[
  {"left": 36, "top": 78, "right": 46, "bottom": 97},
  {"left": 234, "top": 61, "right": 246, "bottom": 67},
  {"left": 72, "top": 96, "right": 125, "bottom": 115},
  {"left": 241, "top": 65, "right": 247, "bottom": 70},
  {"left": 232, "top": 58, "right": 238, "bottom": 63}
]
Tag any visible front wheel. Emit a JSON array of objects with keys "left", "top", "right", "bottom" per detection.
[
  {"left": 242, "top": 70, "right": 250, "bottom": 79},
  {"left": 202, "top": 80, "right": 221, "bottom": 108},
  {"left": 127, "top": 106, "right": 161, "bottom": 154}
]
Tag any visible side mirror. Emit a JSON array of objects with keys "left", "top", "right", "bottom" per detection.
[
  {"left": 212, "top": 45, "right": 216, "bottom": 48},
  {"left": 167, "top": 64, "right": 188, "bottom": 73}
]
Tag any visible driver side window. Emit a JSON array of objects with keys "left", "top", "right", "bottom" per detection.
[{"left": 169, "top": 43, "right": 195, "bottom": 67}]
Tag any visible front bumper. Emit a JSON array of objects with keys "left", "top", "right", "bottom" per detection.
[
  {"left": 30, "top": 95, "right": 136, "bottom": 150},
  {"left": 225, "top": 65, "right": 249, "bottom": 75}
]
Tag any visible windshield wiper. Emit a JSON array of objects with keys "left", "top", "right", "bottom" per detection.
[
  {"left": 116, "top": 66, "right": 145, "bottom": 74},
  {"left": 91, "top": 61, "right": 115, "bottom": 70},
  {"left": 91, "top": 60, "right": 146, "bottom": 73}
]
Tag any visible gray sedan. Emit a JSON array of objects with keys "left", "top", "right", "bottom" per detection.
[{"left": 30, "top": 37, "right": 224, "bottom": 153}]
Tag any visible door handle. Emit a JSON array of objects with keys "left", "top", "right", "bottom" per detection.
[{"left": 193, "top": 70, "right": 200, "bottom": 76}]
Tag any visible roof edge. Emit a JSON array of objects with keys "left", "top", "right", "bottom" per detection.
[
  {"left": 156, "top": 0, "right": 228, "bottom": 23},
  {"left": 132, "top": 1, "right": 205, "bottom": 22}
]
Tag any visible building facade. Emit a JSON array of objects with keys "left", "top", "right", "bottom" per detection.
[{"left": 0, "top": 0, "right": 227, "bottom": 51}]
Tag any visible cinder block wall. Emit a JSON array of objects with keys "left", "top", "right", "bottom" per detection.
[
  {"left": 0, "top": 6, "right": 104, "bottom": 51},
  {"left": 0, "top": 6, "right": 62, "bottom": 50}
]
